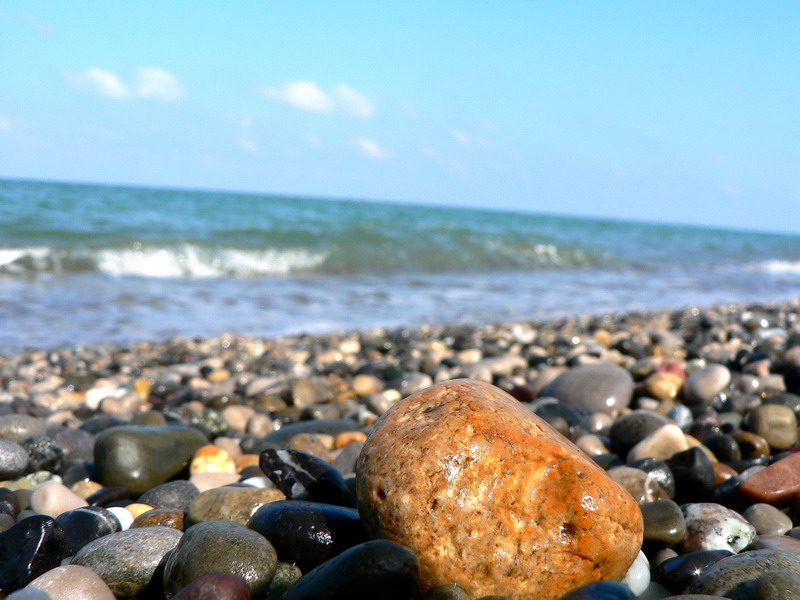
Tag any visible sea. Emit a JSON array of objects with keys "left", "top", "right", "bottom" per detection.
[{"left": 2, "top": 178, "right": 800, "bottom": 353}]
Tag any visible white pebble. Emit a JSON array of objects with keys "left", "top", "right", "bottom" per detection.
[
  {"left": 106, "top": 506, "right": 133, "bottom": 530},
  {"left": 240, "top": 476, "right": 273, "bottom": 488},
  {"left": 622, "top": 550, "right": 650, "bottom": 596}
]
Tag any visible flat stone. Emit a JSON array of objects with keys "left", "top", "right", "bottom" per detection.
[
  {"left": 541, "top": 363, "right": 634, "bottom": 414},
  {"left": 187, "top": 485, "right": 285, "bottom": 525},
  {"left": 627, "top": 424, "right": 689, "bottom": 464},
  {"left": 685, "top": 549, "right": 800, "bottom": 598},
  {"left": 25, "top": 564, "right": 116, "bottom": 600},
  {"left": 71, "top": 526, "right": 182, "bottom": 598},
  {"left": 746, "top": 404, "right": 798, "bottom": 451},
  {"left": 742, "top": 503, "right": 793, "bottom": 535},
  {"left": 249, "top": 499, "right": 368, "bottom": 572},
  {"left": 640, "top": 500, "right": 686, "bottom": 547},
  {"left": 683, "top": 364, "right": 731, "bottom": 405},
  {"left": 356, "top": 379, "right": 643, "bottom": 600},
  {"left": 162, "top": 520, "right": 276, "bottom": 600},
  {"left": 679, "top": 503, "right": 755, "bottom": 554},
  {"left": 655, "top": 549, "right": 734, "bottom": 593},
  {"left": 738, "top": 452, "right": 800, "bottom": 505},
  {"left": 285, "top": 539, "right": 419, "bottom": 600},
  {"left": 0, "top": 515, "right": 66, "bottom": 594},
  {"left": 93, "top": 426, "right": 208, "bottom": 495}
]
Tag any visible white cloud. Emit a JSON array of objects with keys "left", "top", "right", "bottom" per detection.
[
  {"left": 452, "top": 128, "right": 471, "bottom": 145},
  {"left": 66, "top": 67, "right": 131, "bottom": 98},
  {"left": 334, "top": 84, "right": 374, "bottom": 118},
  {"left": 135, "top": 67, "right": 185, "bottom": 101},
  {"left": 352, "top": 137, "right": 389, "bottom": 159},
  {"left": 264, "top": 80, "right": 374, "bottom": 118},
  {"left": 65, "top": 66, "right": 185, "bottom": 101},
  {"left": 263, "top": 81, "right": 335, "bottom": 112},
  {"left": 235, "top": 137, "right": 260, "bottom": 153}
]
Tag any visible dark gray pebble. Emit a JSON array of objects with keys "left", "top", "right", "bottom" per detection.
[
  {"left": 685, "top": 549, "right": 800, "bottom": 599},
  {"left": 541, "top": 363, "right": 634, "bottom": 414},
  {"left": 655, "top": 549, "right": 734, "bottom": 593},
  {"left": 137, "top": 480, "right": 200, "bottom": 512},
  {"left": 0, "top": 515, "right": 65, "bottom": 594},
  {"left": 55, "top": 505, "right": 120, "bottom": 556},
  {"left": 0, "top": 439, "right": 29, "bottom": 478},
  {"left": 556, "top": 580, "right": 636, "bottom": 599}
]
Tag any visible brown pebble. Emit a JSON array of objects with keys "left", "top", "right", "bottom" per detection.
[
  {"left": 131, "top": 507, "right": 185, "bottom": 531},
  {"left": 334, "top": 431, "right": 368, "bottom": 449},
  {"left": 731, "top": 430, "right": 771, "bottom": 458},
  {"left": 739, "top": 453, "right": 800, "bottom": 506},
  {"left": 712, "top": 462, "right": 738, "bottom": 484}
]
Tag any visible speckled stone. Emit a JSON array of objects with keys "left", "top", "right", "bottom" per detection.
[
  {"left": 71, "top": 526, "right": 182, "bottom": 598},
  {"left": 753, "top": 568, "right": 800, "bottom": 600},
  {"left": 679, "top": 503, "right": 756, "bottom": 554},
  {"left": 356, "top": 379, "right": 643, "bottom": 600},
  {"left": 685, "top": 549, "right": 800, "bottom": 598},
  {"left": 265, "top": 562, "right": 301, "bottom": 600},
  {"left": 742, "top": 503, "right": 793, "bottom": 535},
  {"left": 25, "top": 564, "right": 116, "bottom": 600},
  {"left": 162, "top": 520, "right": 277, "bottom": 600},
  {"left": 93, "top": 426, "right": 208, "bottom": 495},
  {"left": 187, "top": 485, "right": 285, "bottom": 525},
  {"left": 541, "top": 363, "right": 634, "bottom": 414}
]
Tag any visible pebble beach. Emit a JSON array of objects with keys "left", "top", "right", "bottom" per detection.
[{"left": 2, "top": 299, "right": 800, "bottom": 599}]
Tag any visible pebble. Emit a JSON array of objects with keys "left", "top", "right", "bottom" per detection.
[
  {"left": 738, "top": 452, "right": 800, "bottom": 505},
  {"left": 640, "top": 500, "right": 686, "bottom": 547},
  {"left": 131, "top": 507, "right": 185, "bottom": 530},
  {"left": 666, "top": 448, "right": 715, "bottom": 504},
  {"left": 753, "top": 567, "right": 800, "bottom": 600},
  {"left": 29, "top": 482, "right": 88, "bottom": 518},
  {"left": 0, "top": 415, "right": 48, "bottom": 444},
  {"left": 627, "top": 424, "right": 689, "bottom": 463},
  {"left": 655, "top": 549, "right": 734, "bottom": 593},
  {"left": 357, "top": 379, "right": 643, "bottom": 600},
  {"left": 162, "top": 519, "right": 277, "bottom": 600},
  {"left": 609, "top": 411, "right": 670, "bottom": 456},
  {"left": 70, "top": 526, "right": 182, "bottom": 597},
  {"left": 249, "top": 499, "right": 368, "bottom": 572},
  {"left": 259, "top": 448, "right": 351, "bottom": 506},
  {"left": 187, "top": 485, "right": 285, "bottom": 525},
  {"left": 541, "top": 363, "right": 634, "bottom": 414},
  {"left": 0, "top": 439, "right": 29, "bottom": 478},
  {"left": 172, "top": 572, "right": 252, "bottom": 600},
  {"left": 683, "top": 364, "right": 731, "bottom": 406},
  {"left": 557, "top": 581, "right": 636, "bottom": 600},
  {"left": 745, "top": 404, "right": 798, "bottom": 451},
  {"left": 607, "top": 466, "right": 661, "bottom": 503},
  {"left": 285, "top": 540, "right": 419, "bottom": 600},
  {"left": 679, "top": 503, "right": 755, "bottom": 554},
  {"left": 55, "top": 506, "right": 120, "bottom": 556},
  {"left": 93, "top": 425, "right": 208, "bottom": 495},
  {"left": 189, "top": 445, "right": 237, "bottom": 475},
  {"left": 137, "top": 480, "right": 199, "bottom": 511},
  {"left": 24, "top": 564, "right": 116, "bottom": 600},
  {"left": 742, "top": 503, "right": 793, "bottom": 535},
  {"left": 621, "top": 550, "right": 650, "bottom": 596},
  {"left": 0, "top": 515, "right": 66, "bottom": 594},
  {"left": 685, "top": 549, "right": 800, "bottom": 598}
]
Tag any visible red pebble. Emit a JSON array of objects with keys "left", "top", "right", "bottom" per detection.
[
  {"left": 739, "top": 453, "right": 800, "bottom": 506},
  {"left": 173, "top": 573, "right": 252, "bottom": 600}
]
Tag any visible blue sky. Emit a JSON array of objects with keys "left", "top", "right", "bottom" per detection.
[{"left": 1, "top": 2, "right": 798, "bottom": 233}]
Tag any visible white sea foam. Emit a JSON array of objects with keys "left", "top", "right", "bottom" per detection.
[
  {"left": 756, "top": 260, "right": 800, "bottom": 274},
  {"left": 0, "top": 247, "right": 51, "bottom": 273}
]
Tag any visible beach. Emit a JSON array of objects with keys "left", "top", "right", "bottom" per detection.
[{"left": 2, "top": 298, "right": 800, "bottom": 597}]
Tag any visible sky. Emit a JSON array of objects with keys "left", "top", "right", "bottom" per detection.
[{"left": 1, "top": 2, "right": 799, "bottom": 234}]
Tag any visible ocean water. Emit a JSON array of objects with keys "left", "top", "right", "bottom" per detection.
[{"left": 2, "top": 178, "right": 800, "bottom": 352}]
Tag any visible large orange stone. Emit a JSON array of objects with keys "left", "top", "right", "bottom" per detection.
[{"left": 356, "top": 379, "right": 643, "bottom": 600}]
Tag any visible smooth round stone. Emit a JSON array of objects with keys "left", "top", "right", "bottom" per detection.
[
  {"left": 138, "top": 480, "right": 200, "bottom": 511},
  {"left": 667, "top": 447, "right": 716, "bottom": 504},
  {"left": 264, "top": 561, "right": 301, "bottom": 600},
  {"left": 680, "top": 503, "right": 755, "bottom": 553},
  {"left": 666, "top": 404, "right": 693, "bottom": 429},
  {"left": 259, "top": 448, "right": 351, "bottom": 506},
  {"left": 607, "top": 466, "right": 660, "bottom": 503},
  {"left": 0, "top": 440, "right": 29, "bottom": 478},
  {"left": 655, "top": 549, "right": 734, "bottom": 593},
  {"left": 753, "top": 568, "right": 800, "bottom": 600},
  {"left": 71, "top": 526, "right": 182, "bottom": 597},
  {"left": 557, "top": 581, "right": 636, "bottom": 600},
  {"left": 0, "top": 488, "right": 21, "bottom": 519},
  {"left": 641, "top": 500, "right": 686, "bottom": 547},
  {"left": 702, "top": 434, "right": 741, "bottom": 463},
  {"left": 731, "top": 430, "right": 771, "bottom": 458},
  {"left": 685, "top": 549, "right": 800, "bottom": 598},
  {"left": 30, "top": 482, "right": 88, "bottom": 518},
  {"left": 742, "top": 503, "right": 793, "bottom": 535},
  {"left": 0, "top": 515, "right": 66, "bottom": 593},
  {"left": 285, "top": 539, "right": 419, "bottom": 600},
  {"left": 423, "top": 583, "right": 471, "bottom": 600},
  {"left": 0, "top": 415, "right": 48, "bottom": 444},
  {"left": 622, "top": 550, "right": 650, "bottom": 596},
  {"left": 683, "top": 364, "right": 731, "bottom": 405},
  {"left": 189, "top": 445, "right": 237, "bottom": 475},
  {"left": 357, "top": 380, "right": 643, "bottom": 600},
  {"left": 162, "top": 520, "right": 277, "bottom": 600},
  {"left": 629, "top": 458, "right": 676, "bottom": 499},
  {"left": 746, "top": 404, "right": 798, "bottom": 451},
  {"left": 248, "top": 500, "right": 368, "bottom": 572},
  {"left": 188, "top": 485, "right": 285, "bottom": 525},
  {"left": 541, "top": 363, "right": 634, "bottom": 414},
  {"left": 25, "top": 564, "right": 116, "bottom": 600},
  {"left": 130, "top": 507, "right": 185, "bottom": 531},
  {"left": 105, "top": 507, "right": 133, "bottom": 531},
  {"left": 627, "top": 425, "right": 689, "bottom": 464},
  {"left": 575, "top": 434, "right": 609, "bottom": 456},
  {"left": 55, "top": 506, "right": 121, "bottom": 557},
  {"left": 643, "top": 372, "right": 684, "bottom": 401},
  {"left": 172, "top": 572, "right": 252, "bottom": 600},
  {"left": 749, "top": 534, "right": 800, "bottom": 553},
  {"left": 609, "top": 411, "right": 670, "bottom": 455},
  {"left": 93, "top": 426, "right": 208, "bottom": 495}
]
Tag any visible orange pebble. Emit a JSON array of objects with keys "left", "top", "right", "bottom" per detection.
[
  {"left": 334, "top": 431, "right": 368, "bottom": 449},
  {"left": 190, "top": 445, "right": 237, "bottom": 475},
  {"left": 125, "top": 503, "right": 154, "bottom": 519},
  {"left": 236, "top": 454, "right": 261, "bottom": 471}
]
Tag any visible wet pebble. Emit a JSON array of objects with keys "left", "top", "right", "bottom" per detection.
[
  {"left": 542, "top": 363, "right": 634, "bottom": 414},
  {"left": 742, "top": 502, "right": 793, "bottom": 535},
  {"left": 679, "top": 503, "right": 755, "bottom": 553}
]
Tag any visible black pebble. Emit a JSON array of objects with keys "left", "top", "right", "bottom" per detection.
[
  {"left": 0, "top": 515, "right": 66, "bottom": 593},
  {"left": 655, "top": 549, "right": 734, "bottom": 593},
  {"left": 259, "top": 448, "right": 351, "bottom": 506},
  {"left": 667, "top": 447, "right": 715, "bottom": 503}
]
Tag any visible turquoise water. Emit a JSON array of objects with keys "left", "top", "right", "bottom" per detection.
[{"left": 2, "top": 178, "right": 800, "bottom": 351}]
